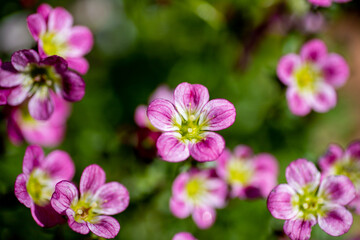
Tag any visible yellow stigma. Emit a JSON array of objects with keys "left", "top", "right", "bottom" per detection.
[
  {"left": 41, "top": 32, "right": 68, "bottom": 56},
  {"left": 294, "top": 64, "right": 321, "bottom": 92},
  {"left": 227, "top": 158, "right": 253, "bottom": 185},
  {"left": 185, "top": 178, "right": 206, "bottom": 200},
  {"left": 71, "top": 196, "right": 99, "bottom": 223}
]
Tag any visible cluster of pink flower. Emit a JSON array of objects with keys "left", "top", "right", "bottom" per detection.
[{"left": 308, "top": 0, "right": 351, "bottom": 7}]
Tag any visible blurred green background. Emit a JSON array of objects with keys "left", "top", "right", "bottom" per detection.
[{"left": 1, "top": 0, "right": 360, "bottom": 239}]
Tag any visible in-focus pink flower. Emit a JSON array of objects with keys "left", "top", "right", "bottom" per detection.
[
  {"left": 27, "top": 3, "right": 93, "bottom": 74},
  {"left": 319, "top": 141, "right": 360, "bottom": 214},
  {"left": 277, "top": 39, "right": 349, "bottom": 116},
  {"left": 14, "top": 145, "right": 75, "bottom": 227},
  {"left": 308, "top": 0, "right": 352, "bottom": 7},
  {"left": 51, "top": 164, "right": 130, "bottom": 239},
  {"left": 170, "top": 168, "right": 227, "bottom": 229},
  {"left": 0, "top": 49, "right": 85, "bottom": 120},
  {"left": 147, "top": 82, "right": 236, "bottom": 162},
  {"left": 173, "top": 232, "right": 198, "bottom": 240},
  {"left": 267, "top": 159, "right": 355, "bottom": 240},
  {"left": 216, "top": 145, "right": 278, "bottom": 199},
  {"left": 7, "top": 92, "right": 71, "bottom": 147}
]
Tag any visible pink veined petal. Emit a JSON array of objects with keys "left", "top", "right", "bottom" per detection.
[
  {"left": 94, "top": 182, "right": 130, "bottom": 215},
  {"left": 322, "top": 54, "right": 349, "bottom": 88},
  {"left": 61, "top": 71, "right": 86, "bottom": 102},
  {"left": 346, "top": 141, "right": 360, "bottom": 160},
  {"left": 173, "top": 232, "right": 197, "bottom": 240},
  {"left": 215, "top": 149, "right": 231, "bottom": 179},
  {"left": 14, "top": 173, "right": 32, "bottom": 208},
  {"left": 26, "top": 14, "right": 46, "bottom": 41},
  {"left": 11, "top": 49, "right": 40, "bottom": 72},
  {"left": 285, "top": 159, "right": 321, "bottom": 193},
  {"left": 31, "top": 203, "right": 66, "bottom": 228},
  {"left": 169, "top": 197, "right": 191, "bottom": 219},
  {"left": 80, "top": 164, "right": 106, "bottom": 195},
  {"left": 318, "top": 205, "right": 353, "bottom": 236},
  {"left": 37, "top": 3, "right": 52, "bottom": 20},
  {"left": 149, "top": 85, "right": 173, "bottom": 102},
  {"left": 66, "top": 209, "right": 90, "bottom": 235},
  {"left": 174, "top": 82, "right": 209, "bottom": 120},
  {"left": 43, "top": 150, "right": 75, "bottom": 181},
  {"left": 87, "top": 216, "right": 120, "bottom": 239},
  {"left": 318, "top": 144, "right": 344, "bottom": 173},
  {"left": 156, "top": 132, "right": 190, "bottom": 162},
  {"left": 286, "top": 87, "right": 311, "bottom": 116},
  {"left": 310, "top": 83, "right": 337, "bottom": 113},
  {"left": 51, "top": 180, "right": 79, "bottom": 214},
  {"left": 300, "top": 39, "right": 328, "bottom": 64},
  {"left": 189, "top": 132, "right": 225, "bottom": 162},
  {"left": 67, "top": 26, "right": 94, "bottom": 57},
  {"left": 308, "top": 0, "right": 332, "bottom": 7},
  {"left": 48, "top": 7, "right": 73, "bottom": 33},
  {"left": 147, "top": 99, "right": 181, "bottom": 132},
  {"left": 277, "top": 54, "right": 301, "bottom": 85},
  {"left": 28, "top": 90, "right": 54, "bottom": 121},
  {"left": 134, "top": 105, "right": 148, "bottom": 128},
  {"left": 22, "top": 145, "right": 45, "bottom": 175},
  {"left": 318, "top": 175, "right": 355, "bottom": 205},
  {"left": 283, "top": 217, "right": 316, "bottom": 240},
  {"left": 192, "top": 206, "right": 216, "bottom": 229},
  {"left": 66, "top": 57, "right": 89, "bottom": 75},
  {"left": 172, "top": 172, "right": 190, "bottom": 198},
  {"left": 0, "top": 69, "right": 26, "bottom": 88},
  {"left": 199, "top": 99, "right": 236, "bottom": 131},
  {"left": 267, "top": 184, "right": 298, "bottom": 220},
  {"left": 7, "top": 85, "right": 29, "bottom": 106},
  {"left": 233, "top": 145, "right": 253, "bottom": 159}
]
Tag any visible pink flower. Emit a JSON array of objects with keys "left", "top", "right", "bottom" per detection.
[
  {"left": 0, "top": 49, "right": 85, "bottom": 120},
  {"left": 7, "top": 92, "right": 71, "bottom": 147},
  {"left": 14, "top": 145, "right": 75, "bottom": 227},
  {"left": 51, "top": 164, "right": 130, "bottom": 239},
  {"left": 173, "top": 232, "right": 198, "bottom": 240},
  {"left": 267, "top": 159, "right": 355, "bottom": 240},
  {"left": 147, "top": 82, "right": 236, "bottom": 162},
  {"left": 170, "top": 168, "right": 227, "bottom": 229},
  {"left": 277, "top": 39, "right": 349, "bottom": 116},
  {"left": 308, "top": 0, "right": 351, "bottom": 7},
  {"left": 216, "top": 145, "right": 278, "bottom": 199},
  {"left": 27, "top": 3, "right": 93, "bottom": 74},
  {"left": 319, "top": 141, "right": 360, "bottom": 214}
]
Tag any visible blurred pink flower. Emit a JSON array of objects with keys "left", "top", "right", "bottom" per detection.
[
  {"left": 309, "top": 0, "right": 351, "bottom": 7},
  {"left": 267, "top": 159, "right": 355, "bottom": 240},
  {"left": 277, "top": 39, "right": 349, "bottom": 116},
  {"left": 173, "top": 232, "right": 197, "bottom": 240},
  {"left": 170, "top": 168, "right": 227, "bottom": 229},
  {"left": 216, "top": 145, "right": 278, "bottom": 199}
]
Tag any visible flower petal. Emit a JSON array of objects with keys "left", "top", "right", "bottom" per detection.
[
  {"left": 48, "top": 7, "right": 73, "bottom": 33},
  {"left": 283, "top": 218, "right": 316, "bottom": 240},
  {"left": 0, "top": 88, "right": 11, "bottom": 105},
  {"left": 147, "top": 99, "right": 181, "bottom": 131},
  {"left": 66, "top": 57, "right": 89, "bottom": 75},
  {"left": 80, "top": 164, "right": 106, "bottom": 195},
  {"left": 0, "top": 68, "right": 25, "bottom": 88},
  {"left": 286, "top": 87, "right": 311, "bottom": 116},
  {"left": 318, "top": 205, "right": 353, "bottom": 236},
  {"left": 318, "top": 144, "right": 344, "bottom": 173},
  {"left": 308, "top": 0, "right": 332, "bottom": 7},
  {"left": 170, "top": 197, "right": 191, "bottom": 219},
  {"left": 66, "top": 209, "right": 89, "bottom": 235},
  {"left": 37, "top": 3, "right": 52, "bottom": 20},
  {"left": 233, "top": 145, "right": 253, "bottom": 159},
  {"left": 172, "top": 172, "right": 190, "bottom": 197},
  {"left": 43, "top": 150, "right": 75, "bottom": 181},
  {"left": 40, "top": 55, "right": 68, "bottom": 74},
  {"left": 253, "top": 153, "right": 278, "bottom": 175},
  {"left": 285, "top": 159, "right": 320, "bottom": 192},
  {"left": 199, "top": 99, "right": 236, "bottom": 131},
  {"left": 22, "top": 145, "right": 45, "bottom": 175},
  {"left": 14, "top": 173, "right": 32, "bottom": 208},
  {"left": 346, "top": 141, "right": 360, "bottom": 160},
  {"left": 134, "top": 105, "right": 148, "bottom": 128},
  {"left": 26, "top": 14, "right": 46, "bottom": 41},
  {"left": 322, "top": 54, "right": 349, "bottom": 88},
  {"left": 31, "top": 203, "right": 65, "bottom": 227},
  {"left": 149, "top": 85, "right": 173, "bottom": 102},
  {"left": 267, "top": 184, "right": 298, "bottom": 220},
  {"left": 11, "top": 49, "right": 40, "bottom": 72},
  {"left": 174, "top": 82, "right": 209, "bottom": 120},
  {"left": 173, "top": 232, "right": 197, "bottom": 240},
  {"left": 300, "top": 39, "right": 328, "bottom": 64},
  {"left": 189, "top": 132, "right": 225, "bottom": 162},
  {"left": 61, "top": 71, "right": 85, "bottom": 102},
  {"left": 156, "top": 132, "right": 190, "bottom": 162},
  {"left": 51, "top": 180, "right": 78, "bottom": 214},
  {"left": 277, "top": 54, "right": 301, "bottom": 85},
  {"left": 7, "top": 85, "right": 29, "bottom": 106},
  {"left": 94, "top": 182, "right": 130, "bottom": 215},
  {"left": 319, "top": 175, "right": 355, "bottom": 205},
  {"left": 67, "top": 26, "right": 94, "bottom": 57},
  {"left": 192, "top": 206, "right": 216, "bottom": 229},
  {"left": 310, "top": 83, "right": 337, "bottom": 113},
  {"left": 28, "top": 89, "right": 54, "bottom": 120},
  {"left": 87, "top": 216, "right": 120, "bottom": 239}
]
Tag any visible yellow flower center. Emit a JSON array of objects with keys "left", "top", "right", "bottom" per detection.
[
  {"left": 185, "top": 177, "right": 206, "bottom": 201},
  {"left": 292, "top": 187, "right": 325, "bottom": 219},
  {"left": 332, "top": 158, "right": 360, "bottom": 189},
  {"left": 41, "top": 32, "right": 68, "bottom": 56},
  {"left": 26, "top": 168, "right": 53, "bottom": 206},
  {"left": 71, "top": 195, "right": 99, "bottom": 223},
  {"left": 227, "top": 158, "right": 253, "bottom": 185},
  {"left": 294, "top": 64, "right": 322, "bottom": 92}
]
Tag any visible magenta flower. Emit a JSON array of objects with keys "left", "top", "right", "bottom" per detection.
[
  {"left": 7, "top": 92, "right": 71, "bottom": 147},
  {"left": 173, "top": 232, "right": 198, "bottom": 240},
  {"left": 147, "top": 82, "right": 236, "bottom": 162},
  {"left": 27, "top": 3, "right": 93, "bottom": 74},
  {"left": 319, "top": 141, "right": 360, "bottom": 214},
  {"left": 51, "top": 164, "right": 130, "bottom": 239},
  {"left": 0, "top": 49, "right": 85, "bottom": 120},
  {"left": 277, "top": 39, "right": 349, "bottom": 116},
  {"left": 14, "top": 145, "right": 75, "bottom": 227},
  {"left": 216, "top": 145, "right": 278, "bottom": 199},
  {"left": 267, "top": 159, "right": 355, "bottom": 240},
  {"left": 170, "top": 168, "right": 227, "bottom": 229},
  {"left": 308, "top": 0, "right": 351, "bottom": 7}
]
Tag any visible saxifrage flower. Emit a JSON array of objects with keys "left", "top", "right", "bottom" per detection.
[{"left": 173, "top": 232, "right": 198, "bottom": 240}]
